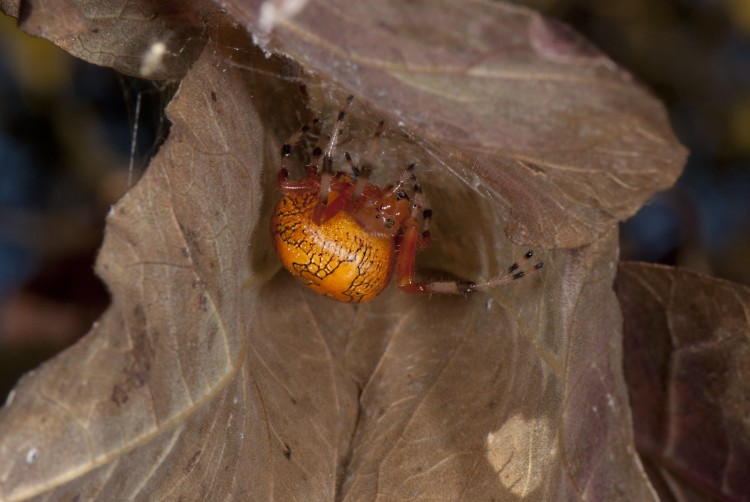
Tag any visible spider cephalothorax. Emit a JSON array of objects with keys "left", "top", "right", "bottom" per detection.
[{"left": 270, "top": 96, "right": 542, "bottom": 303}]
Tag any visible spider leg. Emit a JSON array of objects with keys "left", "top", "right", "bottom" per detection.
[
  {"left": 444, "top": 251, "right": 544, "bottom": 293},
  {"left": 316, "top": 96, "right": 352, "bottom": 200},
  {"left": 351, "top": 120, "right": 384, "bottom": 201},
  {"left": 309, "top": 95, "right": 353, "bottom": 223},
  {"left": 344, "top": 152, "right": 358, "bottom": 175},
  {"left": 394, "top": 165, "right": 542, "bottom": 294},
  {"left": 398, "top": 243, "right": 543, "bottom": 295},
  {"left": 393, "top": 163, "right": 431, "bottom": 248},
  {"left": 280, "top": 118, "right": 321, "bottom": 176}
]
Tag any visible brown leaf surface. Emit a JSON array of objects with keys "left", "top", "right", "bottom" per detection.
[
  {"left": 617, "top": 263, "right": 750, "bottom": 501},
  {"left": 228, "top": 0, "right": 687, "bottom": 248},
  {"left": 1, "top": 0, "right": 213, "bottom": 80},
  {"left": 0, "top": 2, "right": 684, "bottom": 500}
]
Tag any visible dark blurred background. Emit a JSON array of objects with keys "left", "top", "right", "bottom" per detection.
[
  {"left": 1, "top": 0, "right": 749, "bottom": 400},
  {"left": 0, "top": 13, "right": 165, "bottom": 400}
]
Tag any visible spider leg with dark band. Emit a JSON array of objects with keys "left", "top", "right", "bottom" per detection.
[
  {"left": 271, "top": 95, "right": 543, "bottom": 303},
  {"left": 398, "top": 247, "right": 544, "bottom": 295},
  {"left": 310, "top": 95, "right": 353, "bottom": 222},
  {"left": 392, "top": 164, "right": 542, "bottom": 294},
  {"left": 280, "top": 117, "right": 321, "bottom": 177},
  {"left": 346, "top": 119, "right": 384, "bottom": 201}
]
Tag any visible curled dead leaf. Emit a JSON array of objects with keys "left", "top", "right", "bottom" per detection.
[
  {"left": 617, "top": 263, "right": 750, "bottom": 501},
  {"left": 228, "top": 0, "right": 687, "bottom": 248},
  {"left": 0, "top": 1, "right": 691, "bottom": 500},
  {"left": 5, "top": 0, "right": 214, "bottom": 80}
]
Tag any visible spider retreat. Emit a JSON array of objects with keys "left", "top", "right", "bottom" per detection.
[{"left": 270, "top": 96, "right": 543, "bottom": 303}]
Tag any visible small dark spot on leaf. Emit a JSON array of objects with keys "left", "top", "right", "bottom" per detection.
[
  {"left": 283, "top": 442, "right": 292, "bottom": 459},
  {"left": 211, "top": 91, "right": 217, "bottom": 102},
  {"left": 112, "top": 385, "right": 128, "bottom": 406},
  {"left": 180, "top": 224, "right": 202, "bottom": 256},
  {"left": 290, "top": 397, "right": 297, "bottom": 404},
  {"left": 184, "top": 450, "right": 201, "bottom": 473},
  {"left": 128, "top": 367, "right": 147, "bottom": 388},
  {"left": 134, "top": 304, "right": 146, "bottom": 322}
]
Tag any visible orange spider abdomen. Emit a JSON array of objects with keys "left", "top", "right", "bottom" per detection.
[{"left": 271, "top": 190, "right": 395, "bottom": 303}]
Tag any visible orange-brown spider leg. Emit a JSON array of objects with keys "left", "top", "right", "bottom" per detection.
[
  {"left": 395, "top": 165, "right": 543, "bottom": 294},
  {"left": 395, "top": 164, "right": 437, "bottom": 293},
  {"left": 277, "top": 158, "right": 319, "bottom": 194},
  {"left": 397, "top": 236, "right": 544, "bottom": 295},
  {"left": 311, "top": 95, "right": 353, "bottom": 223},
  {"left": 393, "top": 164, "right": 432, "bottom": 249},
  {"left": 278, "top": 96, "right": 354, "bottom": 224},
  {"left": 397, "top": 222, "right": 433, "bottom": 294}
]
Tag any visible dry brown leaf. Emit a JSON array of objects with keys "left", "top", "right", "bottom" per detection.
[
  {"left": 617, "top": 263, "right": 750, "bottom": 501},
  {"left": 0, "top": 1, "right": 691, "bottom": 500},
  {"left": 228, "top": 0, "right": 687, "bottom": 248},
  {"left": 3, "top": 0, "right": 213, "bottom": 80}
]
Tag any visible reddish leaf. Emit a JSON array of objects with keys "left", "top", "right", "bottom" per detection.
[{"left": 617, "top": 263, "right": 750, "bottom": 501}]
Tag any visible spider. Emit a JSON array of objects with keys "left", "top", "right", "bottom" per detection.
[{"left": 270, "top": 96, "right": 543, "bottom": 303}]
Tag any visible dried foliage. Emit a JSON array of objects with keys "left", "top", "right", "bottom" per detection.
[
  {"left": 1, "top": 1, "right": 734, "bottom": 501},
  {"left": 617, "top": 263, "right": 750, "bottom": 501}
]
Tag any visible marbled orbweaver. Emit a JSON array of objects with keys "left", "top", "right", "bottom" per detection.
[{"left": 271, "top": 96, "right": 543, "bottom": 303}]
